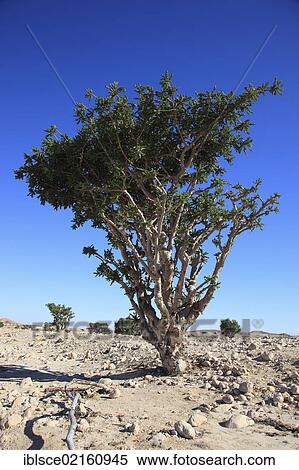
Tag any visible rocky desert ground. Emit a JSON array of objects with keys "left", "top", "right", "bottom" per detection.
[{"left": 0, "top": 319, "right": 299, "bottom": 450}]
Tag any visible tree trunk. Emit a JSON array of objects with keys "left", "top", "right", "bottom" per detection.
[
  {"left": 158, "top": 344, "right": 187, "bottom": 376},
  {"left": 147, "top": 324, "right": 187, "bottom": 376}
]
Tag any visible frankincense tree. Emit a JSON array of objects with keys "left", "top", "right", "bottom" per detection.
[
  {"left": 46, "top": 303, "right": 74, "bottom": 331},
  {"left": 15, "top": 73, "right": 281, "bottom": 374}
]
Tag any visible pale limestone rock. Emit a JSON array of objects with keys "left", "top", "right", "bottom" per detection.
[
  {"left": 109, "top": 388, "right": 120, "bottom": 399},
  {"left": 20, "top": 377, "right": 33, "bottom": 388},
  {"left": 175, "top": 420, "right": 196, "bottom": 439},
  {"left": 150, "top": 432, "right": 167, "bottom": 447},
  {"left": 99, "top": 378, "right": 113, "bottom": 386},
  {"left": 222, "top": 414, "right": 254, "bottom": 429},
  {"left": 214, "top": 404, "right": 233, "bottom": 413},
  {"left": 188, "top": 411, "right": 207, "bottom": 427},
  {"left": 77, "top": 418, "right": 90, "bottom": 432},
  {"left": 3, "top": 414, "right": 23, "bottom": 428}
]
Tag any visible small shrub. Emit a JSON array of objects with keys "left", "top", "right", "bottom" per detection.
[
  {"left": 89, "top": 321, "right": 111, "bottom": 334},
  {"left": 0, "top": 321, "right": 4, "bottom": 328},
  {"left": 46, "top": 303, "right": 74, "bottom": 331},
  {"left": 115, "top": 313, "right": 140, "bottom": 335},
  {"left": 43, "top": 322, "right": 54, "bottom": 331},
  {"left": 220, "top": 318, "right": 241, "bottom": 337}
]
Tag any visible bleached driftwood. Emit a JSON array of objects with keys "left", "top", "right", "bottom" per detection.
[
  {"left": 66, "top": 393, "right": 80, "bottom": 450},
  {"left": 46, "top": 379, "right": 112, "bottom": 394}
]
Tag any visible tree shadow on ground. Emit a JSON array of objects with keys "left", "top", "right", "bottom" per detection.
[
  {"left": 0, "top": 364, "right": 165, "bottom": 383},
  {"left": 24, "top": 417, "right": 46, "bottom": 450},
  {"left": 0, "top": 364, "right": 86, "bottom": 383},
  {"left": 24, "top": 410, "right": 67, "bottom": 450}
]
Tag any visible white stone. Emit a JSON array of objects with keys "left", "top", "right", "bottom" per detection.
[
  {"left": 150, "top": 432, "right": 167, "bottom": 447},
  {"left": 77, "top": 418, "right": 90, "bottom": 432},
  {"left": 12, "top": 397, "right": 24, "bottom": 408},
  {"left": 99, "top": 378, "right": 113, "bottom": 385},
  {"left": 214, "top": 404, "right": 233, "bottom": 413},
  {"left": 20, "top": 377, "right": 33, "bottom": 388},
  {"left": 222, "top": 414, "right": 254, "bottom": 429},
  {"left": 188, "top": 412, "right": 207, "bottom": 427},
  {"left": 177, "top": 359, "right": 187, "bottom": 374},
  {"left": 6, "top": 413, "right": 22, "bottom": 428},
  {"left": 175, "top": 420, "right": 196, "bottom": 439},
  {"left": 109, "top": 388, "right": 121, "bottom": 399}
]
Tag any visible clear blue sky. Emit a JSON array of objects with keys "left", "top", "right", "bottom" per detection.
[{"left": 0, "top": 0, "right": 298, "bottom": 334}]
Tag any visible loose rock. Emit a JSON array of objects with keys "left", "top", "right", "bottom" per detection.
[
  {"left": 77, "top": 418, "right": 90, "bottom": 432},
  {"left": 257, "top": 352, "right": 273, "bottom": 363},
  {"left": 222, "top": 414, "right": 254, "bottom": 429},
  {"left": 150, "top": 432, "right": 167, "bottom": 447},
  {"left": 175, "top": 420, "right": 196, "bottom": 439},
  {"left": 188, "top": 411, "right": 207, "bottom": 427},
  {"left": 109, "top": 388, "right": 121, "bottom": 399},
  {"left": 239, "top": 382, "right": 254, "bottom": 394}
]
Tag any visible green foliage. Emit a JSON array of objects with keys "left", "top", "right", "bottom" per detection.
[
  {"left": 220, "top": 318, "right": 241, "bottom": 337},
  {"left": 115, "top": 313, "right": 140, "bottom": 336},
  {"left": 46, "top": 303, "right": 74, "bottom": 331},
  {"left": 89, "top": 321, "right": 111, "bottom": 334},
  {"left": 0, "top": 321, "right": 4, "bottom": 328},
  {"left": 43, "top": 321, "right": 54, "bottom": 331},
  {"left": 15, "top": 72, "right": 281, "bottom": 234}
]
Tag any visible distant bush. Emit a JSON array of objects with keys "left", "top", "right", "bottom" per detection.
[
  {"left": 89, "top": 321, "right": 111, "bottom": 334},
  {"left": 115, "top": 313, "right": 140, "bottom": 335},
  {"left": 0, "top": 321, "right": 4, "bottom": 328},
  {"left": 43, "top": 322, "right": 55, "bottom": 331},
  {"left": 220, "top": 318, "right": 241, "bottom": 337},
  {"left": 46, "top": 303, "right": 74, "bottom": 331}
]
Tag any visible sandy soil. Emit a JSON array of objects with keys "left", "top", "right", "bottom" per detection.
[{"left": 0, "top": 323, "right": 298, "bottom": 450}]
